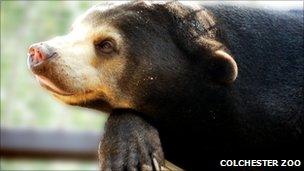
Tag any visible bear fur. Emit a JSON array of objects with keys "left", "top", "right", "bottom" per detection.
[{"left": 28, "top": 1, "right": 303, "bottom": 170}]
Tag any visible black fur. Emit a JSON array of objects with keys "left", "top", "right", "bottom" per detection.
[
  {"left": 96, "top": 2, "right": 303, "bottom": 169},
  {"left": 99, "top": 110, "right": 164, "bottom": 170}
]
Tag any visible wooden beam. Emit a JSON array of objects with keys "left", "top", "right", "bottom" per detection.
[
  {"left": 0, "top": 128, "right": 183, "bottom": 170},
  {"left": 0, "top": 128, "right": 100, "bottom": 160}
]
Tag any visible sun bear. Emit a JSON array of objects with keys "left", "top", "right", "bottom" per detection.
[{"left": 27, "top": 1, "right": 303, "bottom": 170}]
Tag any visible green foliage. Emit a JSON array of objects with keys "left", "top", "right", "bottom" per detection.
[
  {"left": 0, "top": 1, "right": 106, "bottom": 134},
  {"left": 1, "top": 1, "right": 107, "bottom": 169}
]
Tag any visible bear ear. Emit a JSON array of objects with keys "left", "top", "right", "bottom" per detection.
[
  {"left": 206, "top": 50, "right": 238, "bottom": 85},
  {"left": 160, "top": 2, "right": 238, "bottom": 84}
]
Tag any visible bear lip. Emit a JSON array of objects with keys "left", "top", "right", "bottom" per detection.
[{"left": 35, "top": 75, "right": 74, "bottom": 96}]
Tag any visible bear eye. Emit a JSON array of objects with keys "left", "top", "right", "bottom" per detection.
[{"left": 95, "top": 40, "right": 115, "bottom": 54}]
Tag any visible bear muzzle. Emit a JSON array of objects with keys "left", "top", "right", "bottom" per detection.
[
  {"left": 35, "top": 75, "right": 74, "bottom": 96},
  {"left": 27, "top": 42, "right": 58, "bottom": 69},
  {"left": 27, "top": 43, "right": 75, "bottom": 96}
]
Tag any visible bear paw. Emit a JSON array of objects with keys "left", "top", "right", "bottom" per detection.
[{"left": 98, "top": 112, "right": 164, "bottom": 171}]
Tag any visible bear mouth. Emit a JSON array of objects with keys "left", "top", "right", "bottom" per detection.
[{"left": 35, "top": 75, "right": 74, "bottom": 96}]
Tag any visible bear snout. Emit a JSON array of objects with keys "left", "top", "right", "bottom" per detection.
[{"left": 27, "top": 42, "right": 58, "bottom": 69}]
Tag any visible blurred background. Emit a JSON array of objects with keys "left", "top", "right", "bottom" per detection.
[
  {"left": 0, "top": 1, "right": 109, "bottom": 170},
  {"left": 1, "top": 1, "right": 302, "bottom": 170}
]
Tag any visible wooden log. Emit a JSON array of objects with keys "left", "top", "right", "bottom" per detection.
[{"left": 1, "top": 128, "right": 183, "bottom": 170}]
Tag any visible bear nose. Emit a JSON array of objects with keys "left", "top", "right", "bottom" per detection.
[{"left": 27, "top": 43, "right": 57, "bottom": 67}]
